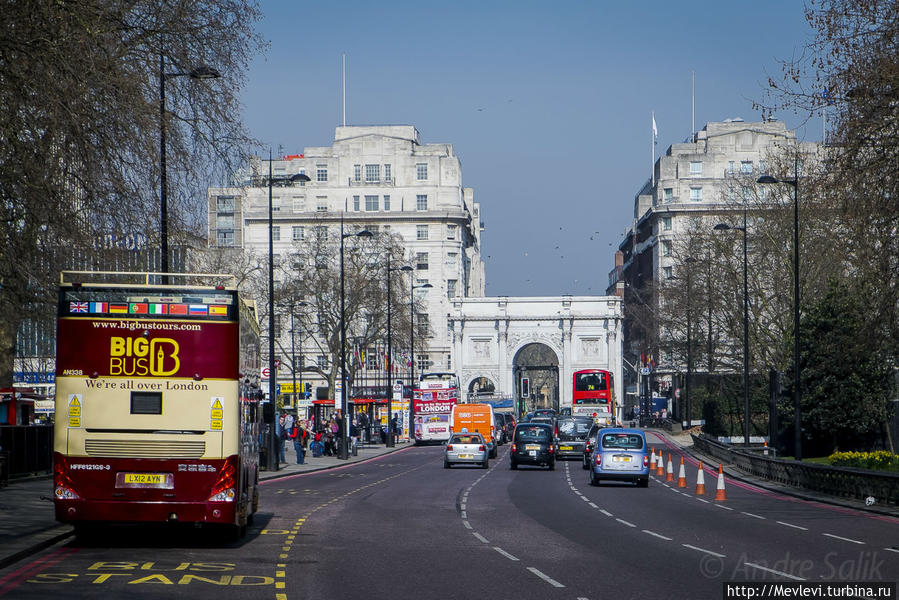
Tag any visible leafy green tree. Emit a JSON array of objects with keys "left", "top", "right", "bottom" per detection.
[{"left": 797, "top": 279, "right": 893, "bottom": 453}]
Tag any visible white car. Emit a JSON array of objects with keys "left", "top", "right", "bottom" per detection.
[{"left": 444, "top": 432, "right": 489, "bottom": 468}]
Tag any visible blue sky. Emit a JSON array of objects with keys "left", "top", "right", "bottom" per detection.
[{"left": 242, "top": 1, "right": 819, "bottom": 297}]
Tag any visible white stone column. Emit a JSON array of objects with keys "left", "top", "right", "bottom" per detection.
[
  {"left": 561, "top": 318, "right": 573, "bottom": 410},
  {"left": 497, "top": 319, "right": 509, "bottom": 397}
]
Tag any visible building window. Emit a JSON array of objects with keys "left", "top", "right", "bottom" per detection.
[
  {"left": 690, "top": 161, "right": 702, "bottom": 175},
  {"left": 383, "top": 195, "right": 390, "bottom": 211},
  {"left": 365, "top": 195, "right": 379, "bottom": 211},
  {"left": 316, "top": 164, "right": 328, "bottom": 182},
  {"left": 663, "top": 266, "right": 673, "bottom": 279},
  {"left": 316, "top": 197, "right": 328, "bottom": 212},
  {"left": 416, "top": 353, "right": 430, "bottom": 371},
  {"left": 446, "top": 252, "right": 458, "bottom": 267},
  {"left": 292, "top": 196, "right": 304, "bottom": 211},
  {"left": 447, "top": 224, "right": 457, "bottom": 240},
  {"left": 292, "top": 226, "right": 304, "bottom": 241},
  {"left": 447, "top": 279, "right": 457, "bottom": 298},
  {"left": 416, "top": 194, "right": 428, "bottom": 211},
  {"left": 758, "top": 159, "right": 767, "bottom": 174},
  {"left": 315, "top": 225, "right": 328, "bottom": 240},
  {"left": 661, "top": 216, "right": 672, "bottom": 231},
  {"left": 416, "top": 225, "right": 429, "bottom": 240},
  {"left": 384, "top": 164, "right": 391, "bottom": 181},
  {"left": 416, "top": 163, "right": 428, "bottom": 180},
  {"left": 217, "top": 231, "right": 234, "bottom": 246},
  {"left": 741, "top": 161, "right": 753, "bottom": 174},
  {"left": 446, "top": 353, "right": 451, "bottom": 371},
  {"left": 367, "top": 225, "right": 379, "bottom": 236},
  {"left": 416, "top": 252, "right": 429, "bottom": 270},
  {"left": 216, "top": 196, "right": 235, "bottom": 212},
  {"left": 216, "top": 215, "right": 234, "bottom": 229},
  {"left": 353, "top": 164, "right": 361, "bottom": 181},
  {"left": 271, "top": 226, "right": 280, "bottom": 242},
  {"left": 661, "top": 240, "right": 671, "bottom": 256},
  {"left": 690, "top": 187, "right": 702, "bottom": 202},
  {"left": 353, "top": 195, "right": 360, "bottom": 211},
  {"left": 365, "top": 164, "right": 380, "bottom": 182},
  {"left": 272, "top": 197, "right": 281, "bottom": 212},
  {"left": 415, "top": 278, "right": 429, "bottom": 287},
  {"left": 728, "top": 161, "right": 735, "bottom": 174},
  {"left": 317, "top": 355, "right": 328, "bottom": 369},
  {"left": 663, "top": 188, "right": 673, "bottom": 202}
]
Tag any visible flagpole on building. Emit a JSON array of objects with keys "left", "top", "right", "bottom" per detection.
[{"left": 651, "top": 111, "right": 657, "bottom": 187}]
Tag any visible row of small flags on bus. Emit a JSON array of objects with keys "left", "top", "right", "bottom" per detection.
[{"left": 69, "top": 302, "right": 227, "bottom": 316}]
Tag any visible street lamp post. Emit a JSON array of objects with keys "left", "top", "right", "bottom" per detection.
[
  {"left": 338, "top": 220, "right": 372, "bottom": 459},
  {"left": 284, "top": 302, "right": 308, "bottom": 414},
  {"left": 159, "top": 56, "right": 219, "bottom": 280},
  {"left": 385, "top": 258, "right": 413, "bottom": 447},
  {"left": 408, "top": 277, "right": 433, "bottom": 444},
  {"left": 684, "top": 256, "right": 697, "bottom": 429},
  {"left": 758, "top": 157, "right": 801, "bottom": 460},
  {"left": 714, "top": 209, "right": 750, "bottom": 448}
]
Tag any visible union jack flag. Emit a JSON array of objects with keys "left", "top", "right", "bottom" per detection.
[{"left": 69, "top": 302, "right": 89, "bottom": 313}]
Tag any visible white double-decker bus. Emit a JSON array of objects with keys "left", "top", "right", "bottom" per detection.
[{"left": 412, "top": 372, "right": 459, "bottom": 445}]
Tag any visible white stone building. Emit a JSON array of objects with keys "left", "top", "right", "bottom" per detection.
[{"left": 207, "top": 125, "right": 485, "bottom": 396}]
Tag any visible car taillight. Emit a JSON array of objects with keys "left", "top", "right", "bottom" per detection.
[
  {"left": 479, "top": 445, "right": 486, "bottom": 452},
  {"left": 643, "top": 455, "right": 649, "bottom": 467},
  {"left": 549, "top": 445, "right": 554, "bottom": 454},
  {"left": 208, "top": 456, "right": 238, "bottom": 502},
  {"left": 594, "top": 454, "right": 602, "bottom": 466},
  {"left": 446, "top": 444, "right": 453, "bottom": 451},
  {"left": 511, "top": 443, "right": 517, "bottom": 452}
]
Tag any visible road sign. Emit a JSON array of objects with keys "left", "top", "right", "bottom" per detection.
[
  {"left": 261, "top": 367, "right": 270, "bottom": 379},
  {"left": 640, "top": 367, "right": 651, "bottom": 375}
]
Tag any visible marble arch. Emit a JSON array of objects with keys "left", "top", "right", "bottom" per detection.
[{"left": 448, "top": 296, "right": 624, "bottom": 418}]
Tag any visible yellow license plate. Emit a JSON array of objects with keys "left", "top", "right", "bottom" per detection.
[
  {"left": 459, "top": 454, "right": 473, "bottom": 459},
  {"left": 560, "top": 445, "right": 573, "bottom": 451},
  {"left": 118, "top": 472, "right": 173, "bottom": 488},
  {"left": 614, "top": 456, "right": 632, "bottom": 463},
  {"left": 525, "top": 444, "right": 541, "bottom": 451}
]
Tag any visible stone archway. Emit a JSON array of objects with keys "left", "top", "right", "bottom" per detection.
[
  {"left": 513, "top": 343, "right": 560, "bottom": 413},
  {"left": 467, "top": 376, "right": 496, "bottom": 398}
]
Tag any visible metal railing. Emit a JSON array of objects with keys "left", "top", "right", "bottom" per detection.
[
  {"left": 691, "top": 434, "right": 899, "bottom": 506},
  {"left": 0, "top": 425, "right": 54, "bottom": 479}
]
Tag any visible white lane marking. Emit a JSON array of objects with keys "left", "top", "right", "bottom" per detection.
[
  {"left": 527, "top": 567, "right": 565, "bottom": 588},
  {"left": 571, "top": 487, "right": 579, "bottom": 492},
  {"left": 885, "top": 547, "right": 899, "bottom": 554},
  {"left": 743, "top": 562, "right": 806, "bottom": 581},
  {"left": 776, "top": 521, "right": 808, "bottom": 531},
  {"left": 696, "top": 498, "right": 710, "bottom": 504},
  {"left": 616, "top": 518, "right": 636, "bottom": 528},
  {"left": 682, "top": 544, "right": 726, "bottom": 558},
  {"left": 741, "top": 512, "right": 765, "bottom": 520},
  {"left": 823, "top": 533, "right": 865, "bottom": 545},
  {"left": 463, "top": 520, "right": 472, "bottom": 530},
  {"left": 493, "top": 547, "right": 519, "bottom": 561},
  {"left": 680, "top": 492, "right": 692, "bottom": 497},
  {"left": 714, "top": 504, "right": 734, "bottom": 511},
  {"left": 460, "top": 503, "right": 466, "bottom": 510},
  {"left": 588, "top": 502, "right": 599, "bottom": 509},
  {"left": 642, "top": 529, "right": 673, "bottom": 541},
  {"left": 581, "top": 496, "right": 590, "bottom": 502},
  {"left": 472, "top": 532, "right": 489, "bottom": 544},
  {"left": 460, "top": 510, "right": 467, "bottom": 519},
  {"left": 599, "top": 509, "right": 613, "bottom": 517}
]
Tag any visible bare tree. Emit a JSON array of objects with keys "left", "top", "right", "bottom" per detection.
[{"left": 0, "top": 0, "right": 265, "bottom": 385}]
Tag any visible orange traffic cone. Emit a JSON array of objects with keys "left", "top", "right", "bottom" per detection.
[
  {"left": 677, "top": 457, "right": 687, "bottom": 488},
  {"left": 714, "top": 463, "right": 727, "bottom": 501},
  {"left": 656, "top": 452, "right": 665, "bottom": 476},
  {"left": 650, "top": 449, "right": 657, "bottom": 470},
  {"left": 695, "top": 461, "right": 706, "bottom": 495},
  {"left": 666, "top": 453, "right": 675, "bottom": 481}
]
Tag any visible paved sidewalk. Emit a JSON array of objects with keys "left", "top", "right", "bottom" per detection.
[
  {"left": 650, "top": 428, "right": 899, "bottom": 519},
  {"left": 0, "top": 440, "right": 410, "bottom": 570}
]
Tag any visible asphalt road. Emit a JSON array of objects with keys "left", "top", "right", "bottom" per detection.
[{"left": 1, "top": 432, "right": 897, "bottom": 600}]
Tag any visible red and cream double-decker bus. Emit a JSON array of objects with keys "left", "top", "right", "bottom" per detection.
[
  {"left": 53, "top": 272, "right": 262, "bottom": 538},
  {"left": 571, "top": 369, "right": 616, "bottom": 425}
]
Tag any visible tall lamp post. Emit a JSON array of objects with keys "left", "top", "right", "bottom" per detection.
[
  {"left": 408, "top": 278, "right": 433, "bottom": 443},
  {"left": 385, "top": 258, "right": 413, "bottom": 447},
  {"left": 684, "top": 256, "right": 697, "bottom": 429},
  {"left": 714, "top": 209, "right": 750, "bottom": 448},
  {"left": 267, "top": 160, "right": 310, "bottom": 471},
  {"left": 758, "top": 156, "right": 801, "bottom": 460},
  {"left": 283, "top": 302, "right": 308, "bottom": 413},
  {"left": 338, "top": 220, "right": 372, "bottom": 459},
  {"left": 159, "top": 56, "right": 219, "bottom": 280}
]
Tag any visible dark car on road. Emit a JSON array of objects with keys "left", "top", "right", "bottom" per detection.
[
  {"left": 509, "top": 423, "right": 556, "bottom": 470},
  {"left": 555, "top": 416, "right": 593, "bottom": 460}
]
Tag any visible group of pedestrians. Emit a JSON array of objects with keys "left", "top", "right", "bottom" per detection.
[{"left": 273, "top": 410, "right": 401, "bottom": 464}]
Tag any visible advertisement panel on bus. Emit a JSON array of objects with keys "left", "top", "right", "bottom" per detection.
[{"left": 53, "top": 273, "right": 261, "bottom": 538}]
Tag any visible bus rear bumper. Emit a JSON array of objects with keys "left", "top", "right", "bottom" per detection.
[{"left": 55, "top": 499, "right": 236, "bottom": 525}]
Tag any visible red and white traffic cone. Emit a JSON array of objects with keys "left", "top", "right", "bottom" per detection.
[
  {"left": 677, "top": 457, "right": 687, "bottom": 488},
  {"left": 666, "top": 453, "right": 675, "bottom": 482},
  {"left": 695, "top": 461, "right": 706, "bottom": 495},
  {"left": 656, "top": 452, "right": 666, "bottom": 477},
  {"left": 714, "top": 463, "right": 727, "bottom": 501}
]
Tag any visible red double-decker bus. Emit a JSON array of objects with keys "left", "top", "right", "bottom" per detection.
[
  {"left": 413, "top": 372, "right": 459, "bottom": 444},
  {"left": 571, "top": 369, "right": 616, "bottom": 424},
  {"left": 53, "top": 272, "right": 262, "bottom": 538}
]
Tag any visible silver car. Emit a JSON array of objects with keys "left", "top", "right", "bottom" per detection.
[{"left": 444, "top": 432, "right": 489, "bottom": 468}]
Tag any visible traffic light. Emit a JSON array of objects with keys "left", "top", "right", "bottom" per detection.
[{"left": 521, "top": 377, "right": 530, "bottom": 398}]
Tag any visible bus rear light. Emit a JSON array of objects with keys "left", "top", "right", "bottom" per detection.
[
  {"left": 209, "top": 457, "right": 238, "bottom": 502},
  {"left": 53, "top": 453, "right": 79, "bottom": 499},
  {"left": 55, "top": 486, "right": 80, "bottom": 500}
]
